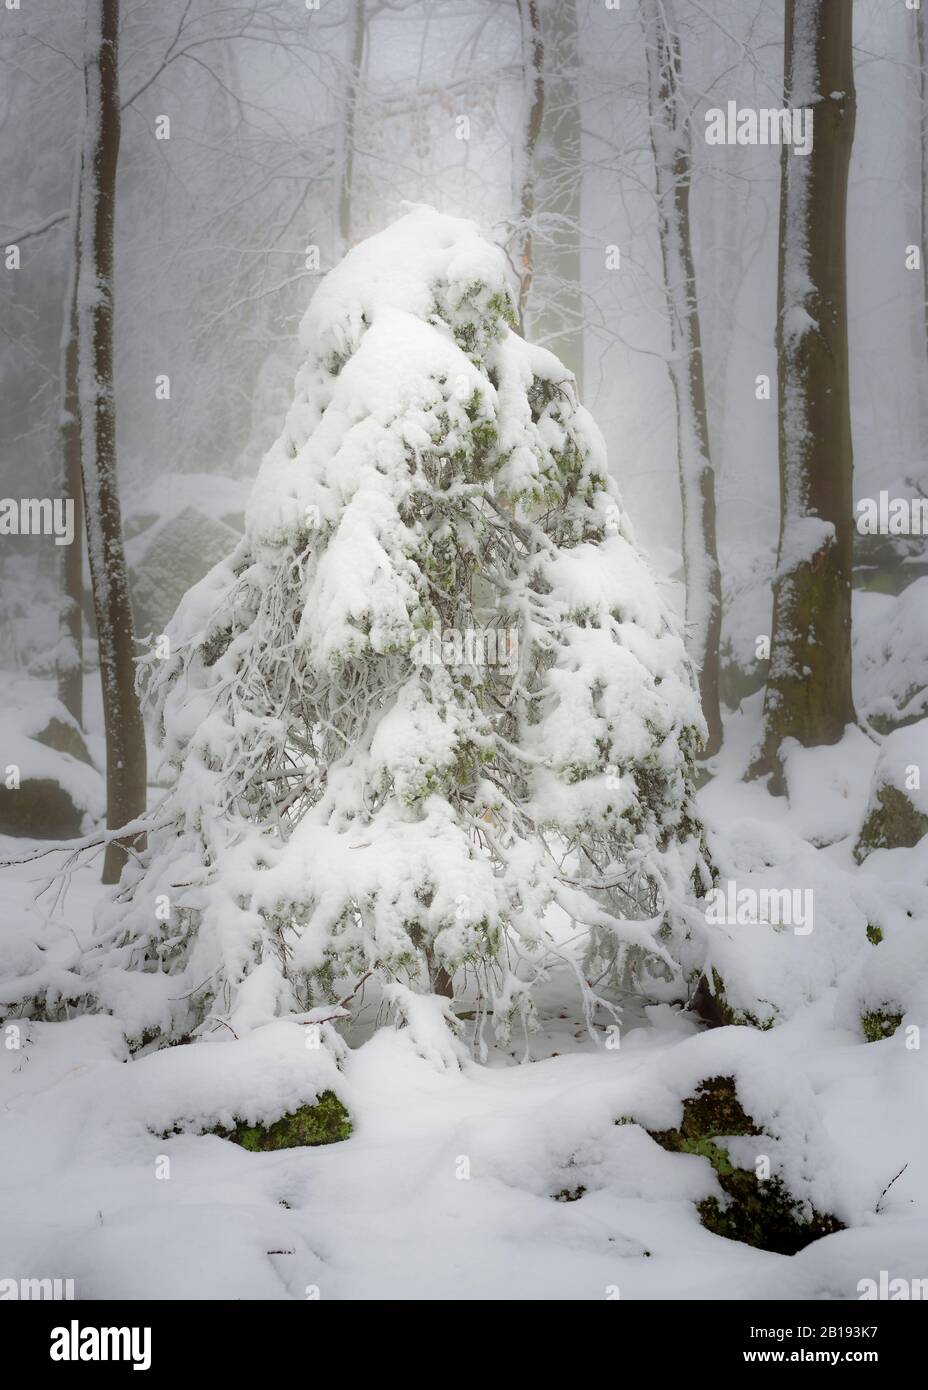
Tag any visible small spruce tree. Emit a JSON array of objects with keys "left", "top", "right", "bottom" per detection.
[{"left": 90, "top": 208, "right": 713, "bottom": 1047}]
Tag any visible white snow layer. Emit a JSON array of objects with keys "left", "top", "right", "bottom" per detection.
[{"left": 1, "top": 210, "right": 926, "bottom": 1301}]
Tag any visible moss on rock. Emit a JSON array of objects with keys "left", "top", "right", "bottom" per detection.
[
  {"left": 692, "top": 970, "right": 775, "bottom": 1031},
  {"left": 215, "top": 1091, "right": 351, "bottom": 1150},
  {"left": 855, "top": 785, "right": 928, "bottom": 862},
  {"left": 861, "top": 1008, "right": 903, "bottom": 1043},
  {"left": 696, "top": 1173, "right": 844, "bottom": 1253},
  {"left": 649, "top": 1075, "right": 759, "bottom": 1150},
  {"left": 646, "top": 1076, "right": 844, "bottom": 1255}
]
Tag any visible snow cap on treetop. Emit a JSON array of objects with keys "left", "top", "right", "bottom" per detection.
[{"left": 299, "top": 205, "right": 515, "bottom": 362}]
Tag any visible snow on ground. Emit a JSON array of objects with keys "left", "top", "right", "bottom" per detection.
[
  {"left": 1, "top": 693, "right": 927, "bottom": 1299},
  {"left": 854, "top": 581, "right": 928, "bottom": 732},
  {"left": 0, "top": 672, "right": 105, "bottom": 837}
]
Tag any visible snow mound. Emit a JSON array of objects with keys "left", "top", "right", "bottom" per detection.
[
  {"left": 781, "top": 725, "right": 878, "bottom": 846},
  {"left": 0, "top": 677, "right": 104, "bottom": 839},
  {"left": 835, "top": 920, "right": 928, "bottom": 1042},
  {"left": 863, "top": 721, "right": 928, "bottom": 817},
  {"left": 854, "top": 580, "right": 928, "bottom": 732},
  {"left": 855, "top": 720, "right": 928, "bottom": 861}
]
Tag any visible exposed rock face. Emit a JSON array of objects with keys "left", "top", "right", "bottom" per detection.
[
  {"left": 117, "top": 472, "right": 250, "bottom": 639},
  {"left": 855, "top": 721, "right": 928, "bottom": 861},
  {"left": 129, "top": 507, "right": 242, "bottom": 639},
  {"left": 0, "top": 694, "right": 104, "bottom": 839},
  {"left": 33, "top": 715, "right": 92, "bottom": 765},
  {"left": 0, "top": 778, "right": 86, "bottom": 839}
]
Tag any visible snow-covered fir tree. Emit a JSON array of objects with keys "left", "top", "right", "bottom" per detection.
[{"left": 89, "top": 207, "right": 714, "bottom": 1049}]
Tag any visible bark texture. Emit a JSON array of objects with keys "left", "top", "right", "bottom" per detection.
[
  {"left": 531, "top": 0, "right": 583, "bottom": 389},
  {"left": 56, "top": 187, "right": 83, "bottom": 728},
  {"left": 78, "top": 0, "right": 147, "bottom": 882},
  {"left": 642, "top": 0, "right": 723, "bottom": 757},
  {"left": 514, "top": 0, "right": 545, "bottom": 330},
  {"left": 758, "top": 0, "right": 856, "bottom": 790},
  {"left": 336, "top": 0, "right": 366, "bottom": 255}
]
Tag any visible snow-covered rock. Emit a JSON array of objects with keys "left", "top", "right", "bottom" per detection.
[
  {"left": 854, "top": 581, "right": 928, "bottom": 734},
  {"left": 0, "top": 680, "right": 103, "bottom": 839},
  {"left": 123, "top": 473, "right": 249, "bottom": 637},
  {"left": 855, "top": 720, "right": 928, "bottom": 861}
]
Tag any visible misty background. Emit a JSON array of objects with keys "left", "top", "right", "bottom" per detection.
[{"left": 2, "top": 0, "right": 925, "bottom": 660}]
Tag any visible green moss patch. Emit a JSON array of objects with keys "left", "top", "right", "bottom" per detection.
[
  {"left": 214, "top": 1091, "right": 351, "bottom": 1151},
  {"left": 646, "top": 1076, "right": 844, "bottom": 1255},
  {"left": 696, "top": 1173, "right": 844, "bottom": 1254},
  {"left": 861, "top": 1009, "right": 903, "bottom": 1043}
]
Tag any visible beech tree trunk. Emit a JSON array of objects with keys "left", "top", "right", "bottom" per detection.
[
  {"left": 56, "top": 176, "right": 83, "bottom": 728},
  {"left": 918, "top": 2, "right": 928, "bottom": 366},
  {"left": 514, "top": 0, "right": 545, "bottom": 330},
  {"left": 642, "top": 0, "right": 723, "bottom": 757},
  {"left": 531, "top": 0, "right": 583, "bottom": 389},
  {"left": 77, "top": 0, "right": 147, "bottom": 883},
  {"left": 758, "top": 0, "right": 856, "bottom": 791},
  {"left": 335, "top": 0, "right": 366, "bottom": 256}
]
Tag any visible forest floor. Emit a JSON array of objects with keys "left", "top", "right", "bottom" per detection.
[{"left": 1, "top": 690, "right": 926, "bottom": 1300}]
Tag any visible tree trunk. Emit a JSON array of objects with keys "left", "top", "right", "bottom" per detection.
[
  {"left": 514, "top": 0, "right": 545, "bottom": 331},
  {"left": 641, "top": 0, "right": 723, "bottom": 757},
  {"left": 918, "top": 2, "right": 928, "bottom": 369},
  {"left": 757, "top": 0, "right": 856, "bottom": 791},
  {"left": 335, "top": 0, "right": 365, "bottom": 256},
  {"left": 56, "top": 165, "right": 83, "bottom": 728},
  {"left": 77, "top": 0, "right": 147, "bottom": 883},
  {"left": 531, "top": 0, "right": 583, "bottom": 389}
]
